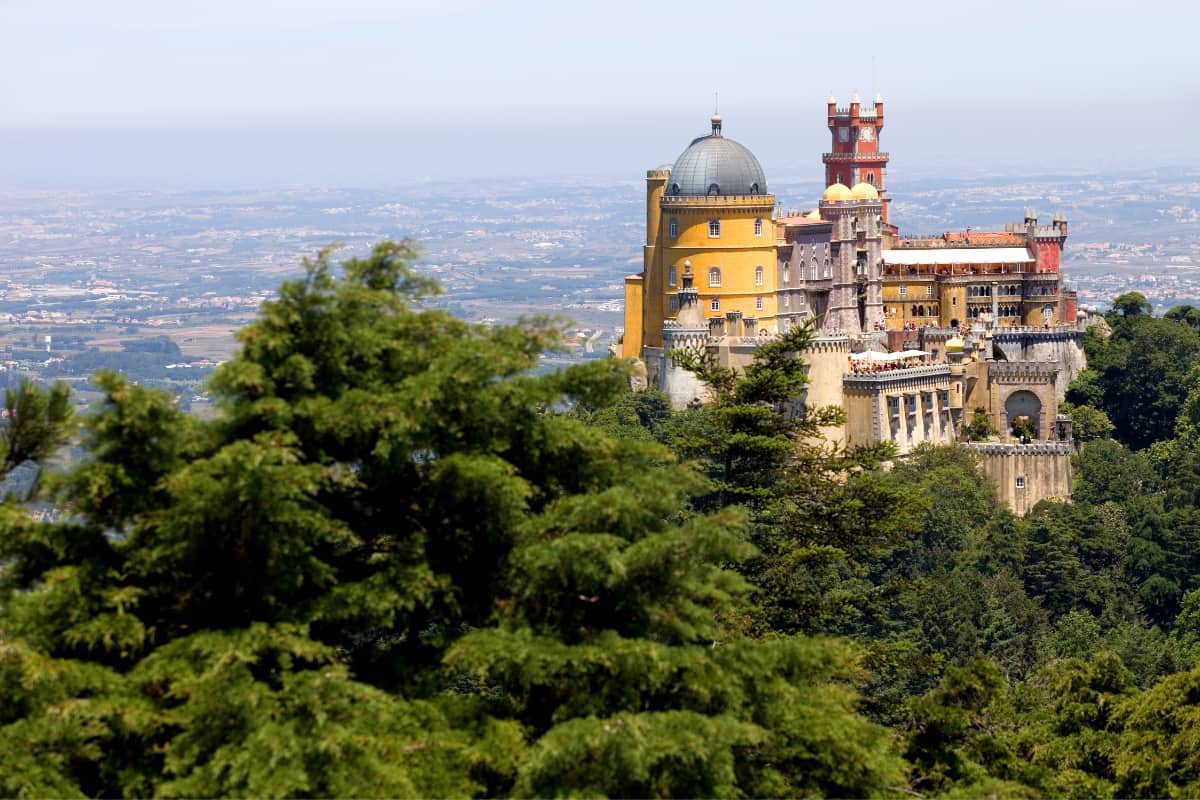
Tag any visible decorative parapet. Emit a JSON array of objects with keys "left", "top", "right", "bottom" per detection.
[
  {"left": 991, "top": 326, "right": 1083, "bottom": 343},
  {"left": 822, "top": 152, "right": 889, "bottom": 161},
  {"left": 964, "top": 441, "right": 1072, "bottom": 456},
  {"left": 843, "top": 363, "right": 952, "bottom": 387},
  {"left": 660, "top": 194, "right": 775, "bottom": 208},
  {"left": 804, "top": 335, "right": 851, "bottom": 354},
  {"left": 988, "top": 361, "right": 1059, "bottom": 381}
]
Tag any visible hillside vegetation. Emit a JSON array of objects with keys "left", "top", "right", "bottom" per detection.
[{"left": 4, "top": 247, "right": 1200, "bottom": 797}]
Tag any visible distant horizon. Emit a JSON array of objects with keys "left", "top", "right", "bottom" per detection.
[{"left": 4, "top": 1, "right": 1197, "bottom": 192}]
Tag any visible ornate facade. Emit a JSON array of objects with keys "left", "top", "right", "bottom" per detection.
[{"left": 619, "top": 97, "right": 1084, "bottom": 513}]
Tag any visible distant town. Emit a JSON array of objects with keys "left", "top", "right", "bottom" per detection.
[{"left": 0, "top": 168, "right": 1196, "bottom": 411}]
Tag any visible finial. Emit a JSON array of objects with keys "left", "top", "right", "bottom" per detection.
[
  {"left": 874, "top": 92, "right": 883, "bottom": 104},
  {"left": 851, "top": 90, "right": 861, "bottom": 104},
  {"left": 828, "top": 91, "right": 836, "bottom": 104}
]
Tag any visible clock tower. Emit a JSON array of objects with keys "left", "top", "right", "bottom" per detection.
[{"left": 823, "top": 91, "right": 892, "bottom": 224}]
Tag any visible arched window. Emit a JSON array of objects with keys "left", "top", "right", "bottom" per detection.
[
  {"left": 708, "top": 218, "right": 721, "bottom": 238},
  {"left": 783, "top": 266, "right": 790, "bottom": 283},
  {"left": 707, "top": 184, "right": 720, "bottom": 196},
  {"left": 668, "top": 265, "right": 677, "bottom": 286},
  {"left": 754, "top": 217, "right": 763, "bottom": 236},
  {"left": 708, "top": 267, "right": 722, "bottom": 287},
  {"left": 754, "top": 265, "right": 764, "bottom": 286},
  {"left": 668, "top": 218, "right": 678, "bottom": 238},
  {"left": 750, "top": 183, "right": 760, "bottom": 195},
  {"left": 670, "top": 183, "right": 680, "bottom": 195},
  {"left": 866, "top": 172, "right": 875, "bottom": 184}
]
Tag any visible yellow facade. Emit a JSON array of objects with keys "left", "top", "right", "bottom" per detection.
[
  {"left": 637, "top": 170, "right": 670, "bottom": 350},
  {"left": 654, "top": 195, "right": 777, "bottom": 339},
  {"left": 621, "top": 275, "right": 643, "bottom": 359}
]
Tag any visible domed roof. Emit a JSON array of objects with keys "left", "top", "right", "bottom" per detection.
[
  {"left": 850, "top": 181, "right": 879, "bottom": 200},
  {"left": 667, "top": 115, "right": 768, "bottom": 197},
  {"left": 822, "top": 182, "right": 852, "bottom": 202},
  {"left": 805, "top": 209, "right": 822, "bottom": 221},
  {"left": 946, "top": 335, "right": 965, "bottom": 352}
]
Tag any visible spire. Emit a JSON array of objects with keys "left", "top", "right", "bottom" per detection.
[{"left": 874, "top": 92, "right": 883, "bottom": 104}]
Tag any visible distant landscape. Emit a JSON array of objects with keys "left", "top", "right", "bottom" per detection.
[{"left": 0, "top": 167, "right": 1197, "bottom": 410}]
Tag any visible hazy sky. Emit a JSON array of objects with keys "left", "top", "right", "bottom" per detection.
[{"left": 2, "top": 0, "right": 1197, "bottom": 188}]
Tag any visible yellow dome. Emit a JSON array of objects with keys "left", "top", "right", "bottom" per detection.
[
  {"left": 822, "top": 182, "right": 851, "bottom": 202},
  {"left": 945, "top": 335, "right": 965, "bottom": 352},
  {"left": 850, "top": 181, "right": 879, "bottom": 200},
  {"left": 805, "top": 209, "right": 821, "bottom": 221}
]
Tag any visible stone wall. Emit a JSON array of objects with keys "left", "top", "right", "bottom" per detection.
[
  {"left": 969, "top": 442, "right": 1072, "bottom": 515},
  {"left": 992, "top": 328, "right": 1086, "bottom": 402}
]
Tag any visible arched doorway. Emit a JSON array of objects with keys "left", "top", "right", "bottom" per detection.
[{"left": 1005, "top": 390, "right": 1042, "bottom": 440}]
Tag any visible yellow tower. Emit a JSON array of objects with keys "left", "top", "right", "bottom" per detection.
[{"left": 622, "top": 114, "right": 777, "bottom": 356}]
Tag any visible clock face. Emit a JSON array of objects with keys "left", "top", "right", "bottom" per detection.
[
  {"left": 837, "top": 127, "right": 850, "bottom": 142},
  {"left": 859, "top": 126, "right": 875, "bottom": 142}
]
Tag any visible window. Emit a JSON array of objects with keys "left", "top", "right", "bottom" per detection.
[
  {"left": 707, "top": 184, "right": 720, "bottom": 196},
  {"left": 866, "top": 172, "right": 874, "bottom": 184},
  {"left": 754, "top": 217, "right": 763, "bottom": 236},
  {"left": 783, "top": 266, "right": 790, "bottom": 283},
  {"left": 926, "top": 285, "right": 934, "bottom": 297},
  {"left": 668, "top": 265, "right": 677, "bottom": 286},
  {"left": 756, "top": 295, "right": 764, "bottom": 311},
  {"left": 668, "top": 218, "right": 678, "bottom": 238},
  {"left": 754, "top": 265, "right": 764, "bottom": 286},
  {"left": 710, "top": 298, "right": 720, "bottom": 312},
  {"left": 783, "top": 295, "right": 790, "bottom": 309},
  {"left": 669, "top": 296, "right": 678, "bottom": 313},
  {"left": 708, "top": 267, "right": 722, "bottom": 287},
  {"left": 898, "top": 284, "right": 907, "bottom": 296},
  {"left": 1015, "top": 476, "right": 1026, "bottom": 490},
  {"left": 708, "top": 218, "right": 721, "bottom": 238}
]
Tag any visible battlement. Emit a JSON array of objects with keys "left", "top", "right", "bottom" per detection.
[
  {"left": 829, "top": 106, "right": 881, "bottom": 119},
  {"left": 804, "top": 335, "right": 851, "bottom": 354},
  {"left": 965, "top": 441, "right": 1073, "bottom": 456},
  {"left": 988, "top": 361, "right": 1059, "bottom": 381},
  {"left": 646, "top": 169, "right": 671, "bottom": 179}
]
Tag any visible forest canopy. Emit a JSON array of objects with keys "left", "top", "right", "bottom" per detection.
[{"left": 4, "top": 248, "right": 1200, "bottom": 798}]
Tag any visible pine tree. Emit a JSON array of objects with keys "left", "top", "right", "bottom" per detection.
[{"left": 0, "top": 242, "right": 907, "bottom": 797}]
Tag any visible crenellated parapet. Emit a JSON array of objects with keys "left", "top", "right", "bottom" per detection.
[
  {"left": 966, "top": 441, "right": 1072, "bottom": 456},
  {"left": 987, "top": 361, "right": 1059, "bottom": 383}
]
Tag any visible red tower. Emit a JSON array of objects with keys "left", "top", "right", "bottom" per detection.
[{"left": 823, "top": 91, "right": 891, "bottom": 224}]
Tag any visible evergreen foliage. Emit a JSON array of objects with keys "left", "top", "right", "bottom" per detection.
[{"left": 9, "top": 245, "right": 1200, "bottom": 796}]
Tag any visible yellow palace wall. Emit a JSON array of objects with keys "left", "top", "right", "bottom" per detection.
[{"left": 655, "top": 195, "right": 778, "bottom": 339}]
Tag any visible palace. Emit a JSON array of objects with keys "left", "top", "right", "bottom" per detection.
[{"left": 620, "top": 95, "right": 1092, "bottom": 514}]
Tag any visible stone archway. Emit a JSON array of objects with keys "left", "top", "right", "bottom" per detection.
[{"left": 1004, "top": 390, "right": 1042, "bottom": 440}]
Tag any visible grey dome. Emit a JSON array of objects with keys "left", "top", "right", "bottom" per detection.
[{"left": 667, "top": 118, "right": 768, "bottom": 197}]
